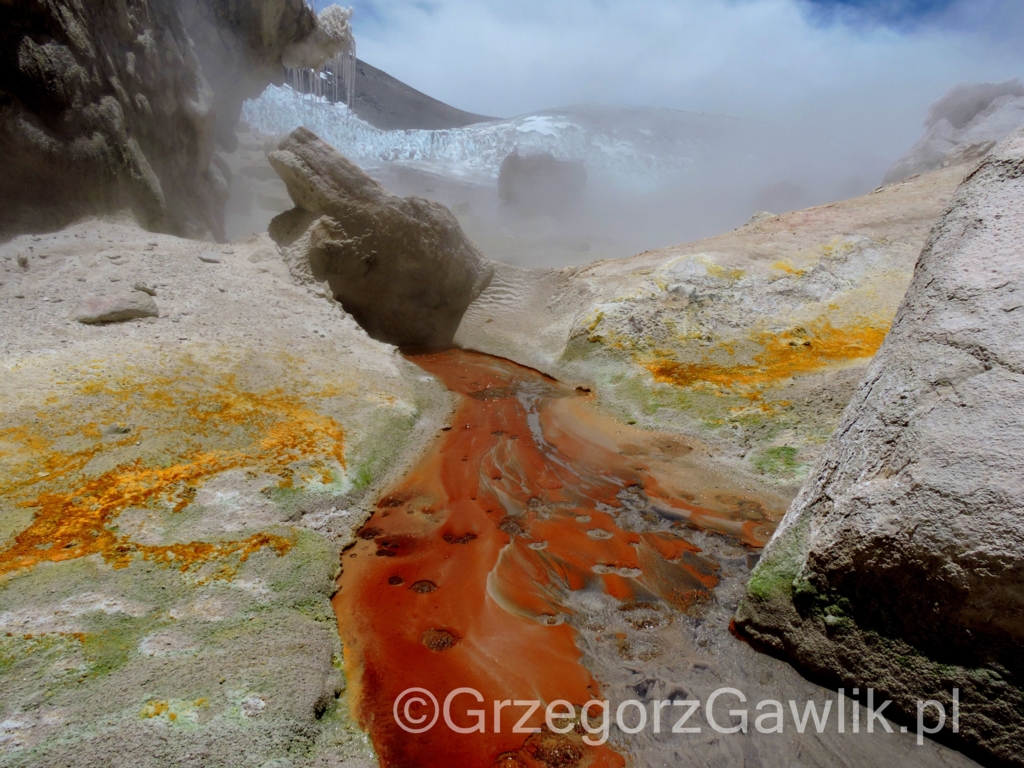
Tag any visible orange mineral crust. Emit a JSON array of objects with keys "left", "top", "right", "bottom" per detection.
[
  {"left": 0, "top": 355, "right": 348, "bottom": 580},
  {"left": 643, "top": 319, "right": 889, "bottom": 395},
  {"left": 335, "top": 350, "right": 782, "bottom": 767}
]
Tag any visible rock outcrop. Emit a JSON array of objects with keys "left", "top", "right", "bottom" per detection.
[
  {"left": 179, "top": 0, "right": 352, "bottom": 153},
  {"left": 884, "top": 80, "right": 1024, "bottom": 184},
  {"left": 736, "top": 129, "right": 1024, "bottom": 765},
  {"left": 0, "top": 0, "right": 340, "bottom": 240},
  {"left": 268, "top": 127, "right": 494, "bottom": 350}
]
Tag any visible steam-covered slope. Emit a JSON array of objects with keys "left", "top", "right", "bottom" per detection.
[
  {"left": 884, "top": 79, "right": 1024, "bottom": 183},
  {"left": 453, "top": 160, "right": 973, "bottom": 489},
  {"left": 242, "top": 85, "right": 888, "bottom": 229}
]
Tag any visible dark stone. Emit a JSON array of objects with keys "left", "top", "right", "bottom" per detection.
[{"left": 498, "top": 150, "right": 586, "bottom": 216}]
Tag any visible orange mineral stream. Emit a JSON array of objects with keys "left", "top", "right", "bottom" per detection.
[{"left": 334, "top": 350, "right": 780, "bottom": 768}]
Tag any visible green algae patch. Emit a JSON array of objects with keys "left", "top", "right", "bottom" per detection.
[
  {"left": 744, "top": 513, "right": 811, "bottom": 604},
  {"left": 753, "top": 446, "right": 800, "bottom": 478},
  {"left": 0, "top": 523, "right": 346, "bottom": 766}
]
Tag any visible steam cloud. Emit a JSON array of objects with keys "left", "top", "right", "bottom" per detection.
[{"left": 341, "top": 0, "right": 1024, "bottom": 162}]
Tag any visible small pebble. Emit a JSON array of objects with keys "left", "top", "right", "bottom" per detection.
[{"left": 198, "top": 251, "right": 222, "bottom": 264}]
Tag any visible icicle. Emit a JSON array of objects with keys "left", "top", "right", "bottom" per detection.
[
  {"left": 308, "top": 4, "right": 357, "bottom": 111},
  {"left": 343, "top": 38, "right": 356, "bottom": 110}
]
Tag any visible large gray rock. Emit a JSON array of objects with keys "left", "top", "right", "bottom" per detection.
[
  {"left": 884, "top": 80, "right": 1024, "bottom": 184},
  {"left": 268, "top": 127, "right": 493, "bottom": 350},
  {"left": 0, "top": 0, "right": 328, "bottom": 240},
  {"left": 498, "top": 149, "right": 586, "bottom": 215},
  {"left": 737, "top": 129, "right": 1024, "bottom": 765}
]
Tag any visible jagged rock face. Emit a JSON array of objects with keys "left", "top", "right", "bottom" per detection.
[
  {"left": 884, "top": 79, "right": 1024, "bottom": 184},
  {"left": 0, "top": 0, "right": 318, "bottom": 240},
  {"left": 268, "top": 127, "right": 494, "bottom": 350},
  {"left": 737, "top": 129, "right": 1024, "bottom": 766},
  {"left": 177, "top": 0, "right": 320, "bottom": 153},
  {"left": 498, "top": 150, "right": 586, "bottom": 215}
]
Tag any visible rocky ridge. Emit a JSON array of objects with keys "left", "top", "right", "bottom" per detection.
[{"left": 885, "top": 80, "right": 1024, "bottom": 185}]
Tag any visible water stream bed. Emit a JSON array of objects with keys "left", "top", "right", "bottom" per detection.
[{"left": 334, "top": 349, "right": 784, "bottom": 767}]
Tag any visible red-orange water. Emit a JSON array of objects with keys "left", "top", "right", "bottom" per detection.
[{"left": 334, "top": 350, "right": 779, "bottom": 767}]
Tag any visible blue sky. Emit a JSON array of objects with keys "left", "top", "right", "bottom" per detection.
[
  {"left": 311, "top": 0, "right": 1023, "bottom": 160},
  {"left": 320, "top": 0, "right": 961, "bottom": 27},
  {"left": 802, "top": 0, "right": 955, "bottom": 23}
]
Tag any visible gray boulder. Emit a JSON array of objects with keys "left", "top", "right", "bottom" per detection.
[
  {"left": 498, "top": 149, "right": 586, "bottom": 215},
  {"left": 884, "top": 80, "right": 1024, "bottom": 184},
  {"left": 268, "top": 127, "right": 493, "bottom": 350},
  {"left": 73, "top": 290, "right": 159, "bottom": 323},
  {"left": 737, "top": 128, "right": 1024, "bottom": 765}
]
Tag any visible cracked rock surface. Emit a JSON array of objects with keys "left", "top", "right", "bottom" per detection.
[{"left": 736, "top": 128, "right": 1024, "bottom": 767}]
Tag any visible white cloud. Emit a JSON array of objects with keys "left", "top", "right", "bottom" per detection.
[{"left": 349, "top": 0, "right": 1024, "bottom": 161}]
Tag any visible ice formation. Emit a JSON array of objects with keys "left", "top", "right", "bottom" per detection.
[
  {"left": 284, "top": 4, "right": 357, "bottom": 108},
  {"left": 242, "top": 83, "right": 886, "bottom": 211},
  {"left": 243, "top": 85, "right": 738, "bottom": 192}
]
